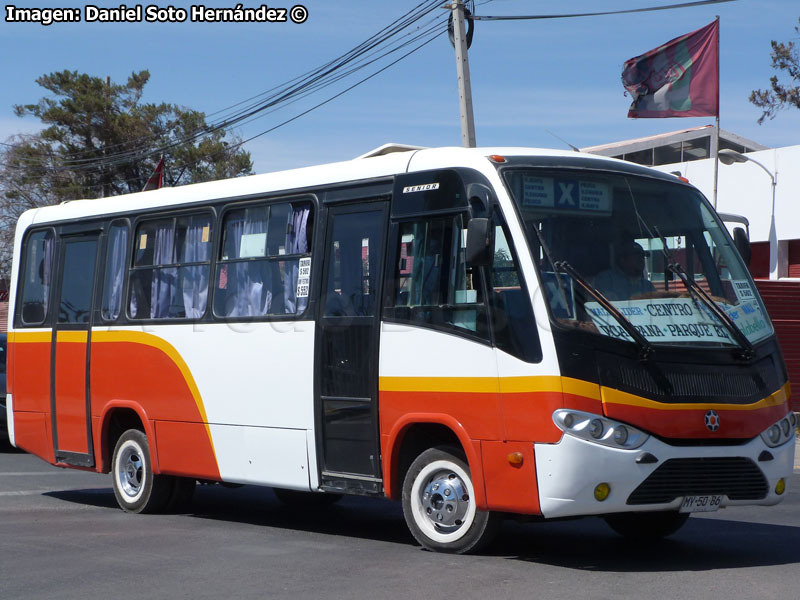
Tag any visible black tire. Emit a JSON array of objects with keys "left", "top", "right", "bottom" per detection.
[
  {"left": 111, "top": 429, "right": 173, "bottom": 514},
  {"left": 604, "top": 511, "right": 690, "bottom": 540},
  {"left": 273, "top": 488, "right": 343, "bottom": 508},
  {"left": 165, "top": 476, "right": 196, "bottom": 513},
  {"left": 401, "top": 446, "right": 500, "bottom": 554}
]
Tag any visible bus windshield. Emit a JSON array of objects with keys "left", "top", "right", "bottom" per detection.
[{"left": 503, "top": 168, "right": 773, "bottom": 348}]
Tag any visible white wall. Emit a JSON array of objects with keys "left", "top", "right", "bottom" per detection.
[{"left": 655, "top": 145, "right": 800, "bottom": 245}]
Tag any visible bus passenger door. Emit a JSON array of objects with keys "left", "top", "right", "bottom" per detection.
[
  {"left": 51, "top": 232, "right": 100, "bottom": 467},
  {"left": 316, "top": 202, "right": 388, "bottom": 493}
]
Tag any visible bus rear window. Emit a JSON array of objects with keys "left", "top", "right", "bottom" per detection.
[{"left": 19, "top": 230, "right": 54, "bottom": 325}]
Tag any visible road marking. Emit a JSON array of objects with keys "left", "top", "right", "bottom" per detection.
[
  {"left": 0, "top": 472, "right": 90, "bottom": 476},
  {"left": 0, "top": 487, "right": 110, "bottom": 497}
]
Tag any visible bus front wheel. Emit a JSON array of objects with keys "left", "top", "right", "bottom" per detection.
[
  {"left": 401, "top": 446, "right": 499, "bottom": 554},
  {"left": 604, "top": 511, "right": 689, "bottom": 539},
  {"left": 111, "top": 429, "right": 172, "bottom": 514}
]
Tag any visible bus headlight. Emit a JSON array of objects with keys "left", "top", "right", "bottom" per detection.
[
  {"left": 613, "top": 426, "right": 629, "bottom": 446},
  {"left": 553, "top": 410, "right": 648, "bottom": 449},
  {"left": 760, "top": 415, "right": 795, "bottom": 448},
  {"left": 589, "top": 419, "right": 604, "bottom": 439}
]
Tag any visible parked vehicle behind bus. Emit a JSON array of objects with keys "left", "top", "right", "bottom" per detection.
[{"left": 5, "top": 146, "right": 794, "bottom": 553}]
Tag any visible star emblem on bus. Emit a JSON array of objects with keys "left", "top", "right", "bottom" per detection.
[{"left": 705, "top": 410, "right": 721, "bottom": 432}]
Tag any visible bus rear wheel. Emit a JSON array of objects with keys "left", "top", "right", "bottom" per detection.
[
  {"left": 111, "top": 429, "right": 172, "bottom": 514},
  {"left": 604, "top": 511, "right": 689, "bottom": 540},
  {"left": 401, "top": 446, "right": 499, "bottom": 554}
]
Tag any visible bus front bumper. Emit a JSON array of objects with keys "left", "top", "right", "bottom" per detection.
[{"left": 534, "top": 432, "right": 795, "bottom": 519}]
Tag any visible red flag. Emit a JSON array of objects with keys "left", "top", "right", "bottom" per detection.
[
  {"left": 142, "top": 156, "right": 164, "bottom": 191},
  {"left": 622, "top": 19, "right": 719, "bottom": 118}
]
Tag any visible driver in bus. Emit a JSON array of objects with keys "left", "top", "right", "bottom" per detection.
[{"left": 594, "top": 240, "right": 654, "bottom": 301}]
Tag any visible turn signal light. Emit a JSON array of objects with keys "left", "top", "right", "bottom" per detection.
[
  {"left": 776, "top": 478, "right": 786, "bottom": 496},
  {"left": 507, "top": 452, "right": 524, "bottom": 466}
]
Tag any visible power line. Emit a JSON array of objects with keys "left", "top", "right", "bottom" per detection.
[
  {"left": 3, "top": 0, "right": 445, "bottom": 175},
  {"left": 1, "top": 6, "right": 449, "bottom": 194},
  {"left": 471, "top": 0, "right": 736, "bottom": 21}
]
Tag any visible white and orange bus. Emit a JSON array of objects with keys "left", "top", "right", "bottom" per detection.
[{"left": 5, "top": 145, "right": 795, "bottom": 553}]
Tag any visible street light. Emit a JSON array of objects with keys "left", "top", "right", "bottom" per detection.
[
  {"left": 718, "top": 149, "right": 776, "bottom": 185},
  {"left": 718, "top": 149, "right": 779, "bottom": 280}
]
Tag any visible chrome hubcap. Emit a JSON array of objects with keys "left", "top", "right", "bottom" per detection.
[
  {"left": 420, "top": 470, "right": 470, "bottom": 530},
  {"left": 118, "top": 445, "right": 144, "bottom": 498}
]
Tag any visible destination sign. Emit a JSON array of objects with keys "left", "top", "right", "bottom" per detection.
[{"left": 585, "top": 298, "right": 769, "bottom": 344}]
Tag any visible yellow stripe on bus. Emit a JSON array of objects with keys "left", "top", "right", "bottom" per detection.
[
  {"left": 379, "top": 374, "right": 786, "bottom": 412},
  {"left": 56, "top": 331, "right": 88, "bottom": 343},
  {"left": 378, "top": 375, "right": 600, "bottom": 398},
  {"left": 601, "top": 382, "right": 790, "bottom": 411},
  {"left": 7, "top": 331, "right": 52, "bottom": 343}
]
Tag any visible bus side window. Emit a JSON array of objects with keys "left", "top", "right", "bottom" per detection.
[
  {"left": 488, "top": 210, "right": 542, "bottom": 363},
  {"left": 19, "top": 230, "right": 55, "bottom": 326},
  {"left": 101, "top": 222, "right": 128, "bottom": 321},
  {"left": 213, "top": 201, "right": 312, "bottom": 318},
  {"left": 129, "top": 214, "right": 213, "bottom": 320},
  {"left": 389, "top": 214, "right": 488, "bottom": 338}
]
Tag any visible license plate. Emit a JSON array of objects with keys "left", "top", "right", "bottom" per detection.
[{"left": 679, "top": 494, "right": 725, "bottom": 513}]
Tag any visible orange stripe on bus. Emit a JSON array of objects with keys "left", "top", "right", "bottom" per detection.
[
  {"left": 90, "top": 330, "right": 217, "bottom": 462},
  {"left": 10, "top": 328, "right": 219, "bottom": 475}
]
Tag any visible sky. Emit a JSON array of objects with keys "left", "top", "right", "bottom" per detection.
[{"left": 1, "top": 0, "right": 798, "bottom": 174}]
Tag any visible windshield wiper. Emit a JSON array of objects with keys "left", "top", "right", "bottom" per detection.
[
  {"left": 653, "top": 229, "right": 755, "bottom": 361},
  {"left": 552, "top": 260, "right": 654, "bottom": 362}
]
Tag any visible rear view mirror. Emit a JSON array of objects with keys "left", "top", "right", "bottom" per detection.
[
  {"left": 466, "top": 218, "right": 494, "bottom": 267},
  {"left": 733, "top": 227, "right": 751, "bottom": 266}
]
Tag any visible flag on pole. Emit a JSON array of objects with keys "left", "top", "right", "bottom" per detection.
[
  {"left": 142, "top": 156, "right": 165, "bottom": 191},
  {"left": 622, "top": 19, "right": 719, "bottom": 118}
]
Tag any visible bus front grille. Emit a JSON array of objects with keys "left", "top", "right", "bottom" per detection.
[{"left": 626, "top": 457, "right": 768, "bottom": 505}]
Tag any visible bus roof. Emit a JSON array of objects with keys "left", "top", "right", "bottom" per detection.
[{"left": 22, "top": 146, "right": 661, "bottom": 226}]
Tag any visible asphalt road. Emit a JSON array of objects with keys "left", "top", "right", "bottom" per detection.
[{"left": 2, "top": 438, "right": 800, "bottom": 600}]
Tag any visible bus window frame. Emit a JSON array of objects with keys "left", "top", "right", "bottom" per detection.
[
  {"left": 212, "top": 193, "right": 318, "bottom": 323},
  {"left": 487, "top": 206, "right": 543, "bottom": 363},
  {"left": 382, "top": 208, "right": 493, "bottom": 347},
  {"left": 98, "top": 218, "right": 131, "bottom": 324},
  {"left": 126, "top": 207, "right": 218, "bottom": 323},
  {"left": 15, "top": 227, "right": 57, "bottom": 329}
]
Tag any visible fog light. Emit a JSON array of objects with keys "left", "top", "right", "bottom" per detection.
[
  {"left": 594, "top": 483, "right": 611, "bottom": 501},
  {"left": 776, "top": 478, "right": 786, "bottom": 496}
]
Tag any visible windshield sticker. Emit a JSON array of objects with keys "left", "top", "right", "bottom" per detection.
[
  {"left": 731, "top": 280, "right": 756, "bottom": 303},
  {"left": 584, "top": 298, "right": 764, "bottom": 344},
  {"left": 522, "top": 176, "right": 611, "bottom": 215},
  {"left": 296, "top": 257, "right": 311, "bottom": 298},
  {"left": 721, "top": 300, "right": 770, "bottom": 340}
]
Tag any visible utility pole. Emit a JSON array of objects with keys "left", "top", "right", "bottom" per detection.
[
  {"left": 102, "top": 75, "right": 111, "bottom": 199},
  {"left": 451, "top": 1, "right": 476, "bottom": 148}
]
